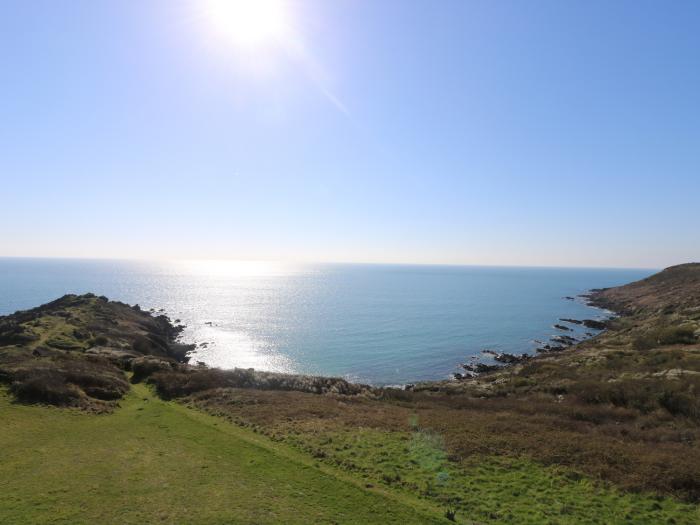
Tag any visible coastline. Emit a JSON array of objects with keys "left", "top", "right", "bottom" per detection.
[
  {"left": 2, "top": 264, "right": 700, "bottom": 512},
  {"left": 436, "top": 287, "right": 617, "bottom": 387}
]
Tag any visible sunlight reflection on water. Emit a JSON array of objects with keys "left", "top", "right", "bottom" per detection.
[{"left": 0, "top": 258, "right": 654, "bottom": 385}]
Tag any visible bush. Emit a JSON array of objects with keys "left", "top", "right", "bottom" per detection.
[
  {"left": 131, "top": 356, "right": 176, "bottom": 383},
  {"left": 572, "top": 376, "right": 700, "bottom": 419},
  {"left": 148, "top": 367, "right": 370, "bottom": 400},
  {"left": 91, "top": 335, "right": 109, "bottom": 346},
  {"left": 132, "top": 335, "right": 155, "bottom": 354},
  {"left": 63, "top": 362, "right": 129, "bottom": 400},
  {"left": 5, "top": 354, "right": 130, "bottom": 407},
  {"left": 10, "top": 369, "right": 80, "bottom": 405},
  {"left": 633, "top": 325, "right": 697, "bottom": 350},
  {"left": 658, "top": 325, "right": 697, "bottom": 345},
  {"left": 149, "top": 369, "right": 243, "bottom": 399},
  {"left": 659, "top": 390, "right": 698, "bottom": 418}
]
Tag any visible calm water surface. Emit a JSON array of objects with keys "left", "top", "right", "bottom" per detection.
[{"left": 0, "top": 258, "right": 653, "bottom": 384}]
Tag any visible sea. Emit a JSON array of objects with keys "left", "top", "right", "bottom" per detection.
[{"left": 0, "top": 258, "right": 653, "bottom": 385}]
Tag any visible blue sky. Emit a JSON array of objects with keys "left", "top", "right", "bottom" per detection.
[{"left": 1, "top": 0, "right": 698, "bottom": 268}]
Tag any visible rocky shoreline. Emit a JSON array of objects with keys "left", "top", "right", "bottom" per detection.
[{"left": 448, "top": 289, "right": 615, "bottom": 382}]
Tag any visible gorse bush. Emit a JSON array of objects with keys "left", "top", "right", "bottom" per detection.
[
  {"left": 130, "top": 356, "right": 176, "bottom": 383},
  {"left": 658, "top": 325, "right": 697, "bottom": 345},
  {"left": 10, "top": 369, "right": 80, "bottom": 405},
  {"left": 633, "top": 324, "right": 697, "bottom": 350},
  {"left": 147, "top": 367, "right": 370, "bottom": 400},
  {"left": 572, "top": 376, "right": 700, "bottom": 418},
  {"left": 4, "top": 354, "right": 129, "bottom": 407}
]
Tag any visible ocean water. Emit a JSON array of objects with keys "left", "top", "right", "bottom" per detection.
[{"left": 0, "top": 258, "right": 653, "bottom": 385}]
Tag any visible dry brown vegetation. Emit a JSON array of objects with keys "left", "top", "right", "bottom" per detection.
[
  {"left": 144, "top": 376, "right": 699, "bottom": 502},
  {"left": 146, "top": 366, "right": 370, "bottom": 398}
]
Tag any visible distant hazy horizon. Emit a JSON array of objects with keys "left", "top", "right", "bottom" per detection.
[
  {"left": 2, "top": 1, "right": 699, "bottom": 268},
  {"left": 0, "top": 255, "right": 664, "bottom": 272}
]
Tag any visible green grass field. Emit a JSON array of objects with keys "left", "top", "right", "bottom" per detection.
[
  {"left": 285, "top": 427, "right": 700, "bottom": 524},
  {"left": 0, "top": 384, "right": 445, "bottom": 525}
]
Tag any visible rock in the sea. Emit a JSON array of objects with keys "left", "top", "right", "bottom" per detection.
[
  {"left": 553, "top": 324, "right": 571, "bottom": 331},
  {"left": 536, "top": 344, "right": 567, "bottom": 353},
  {"left": 493, "top": 352, "right": 530, "bottom": 364},
  {"left": 582, "top": 319, "right": 606, "bottom": 330},
  {"left": 551, "top": 335, "right": 577, "bottom": 346},
  {"left": 560, "top": 318, "right": 583, "bottom": 325},
  {"left": 461, "top": 362, "right": 501, "bottom": 374}
]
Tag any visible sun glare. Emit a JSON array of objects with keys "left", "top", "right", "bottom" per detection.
[{"left": 203, "top": 0, "right": 291, "bottom": 49}]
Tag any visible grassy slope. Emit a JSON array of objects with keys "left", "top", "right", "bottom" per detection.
[
  {"left": 189, "top": 389, "right": 700, "bottom": 524},
  {"left": 0, "top": 384, "right": 445, "bottom": 525},
  {"left": 285, "top": 428, "right": 700, "bottom": 524},
  {"left": 2, "top": 384, "right": 698, "bottom": 525}
]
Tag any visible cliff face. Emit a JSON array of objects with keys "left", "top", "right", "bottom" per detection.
[{"left": 0, "top": 294, "right": 192, "bottom": 411}]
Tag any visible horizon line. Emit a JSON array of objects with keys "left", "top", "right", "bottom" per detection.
[{"left": 0, "top": 255, "right": 663, "bottom": 272}]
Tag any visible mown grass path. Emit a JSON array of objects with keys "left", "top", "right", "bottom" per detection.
[{"left": 0, "top": 385, "right": 447, "bottom": 524}]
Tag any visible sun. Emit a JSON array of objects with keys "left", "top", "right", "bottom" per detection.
[{"left": 203, "top": 0, "right": 291, "bottom": 49}]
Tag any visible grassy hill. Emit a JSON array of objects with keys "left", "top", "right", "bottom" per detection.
[{"left": 0, "top": 383, "right": 445, "bottom": 525}]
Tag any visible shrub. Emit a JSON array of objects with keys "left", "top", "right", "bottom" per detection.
[
  {"left": 132, "top": 335, "right": 155, "bottom": 354},
  {"left": 148, "top": 367, "right": 370, "bottom": 399},
  {"left": 633, "top": 325, "right": 697, "bottom": 350},
  {"left": 131, "top": 356, "right": 175, "bottom": 383},
  {"left": 632, "top": 335, "right": 656, "bottom": 351},
  {"left": 91, "top": 335, "right": 109, "bottom": 346},
  {"left": 62, "top": 362, "right": 129, "bottom": 400},
  {"left": 10, "top": 369, "right": 80, "bottom": 405},
  {"left": 572, "top": 376, "right": 700, "bottom": 420},
  {"left": 4, "top": 353, "right": 130, "bottom": 407},
  {"left": 659, "top": 390, "right": 698, "bottom": 418},
  {"left": 658, "top": 325, "right": 697, "bottom": 345}
]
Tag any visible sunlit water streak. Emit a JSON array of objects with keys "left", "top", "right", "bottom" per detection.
[{"left": 0, "top": 258, "right": 653, "bottom": 385}]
